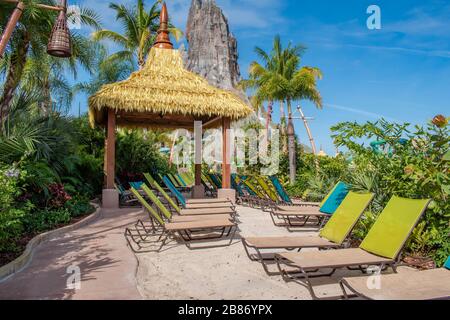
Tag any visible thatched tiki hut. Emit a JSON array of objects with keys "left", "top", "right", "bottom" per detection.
[{"left": 89, "top": 3, "right": 252, "bottom": 209}]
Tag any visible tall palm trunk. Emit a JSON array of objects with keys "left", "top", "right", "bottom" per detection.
[
  {"left": 40, "top": 77, "right": 52, "bottom": 116},
  {"left": 0, "top": 32, "right": 30, "bottom": 130},
  {"left": 138, "top": 48, "right": 146, "bottom": 70},
  {"left": 266, "top": 100, "right": 273, "bottom": 139},
  {"left": 286, "top": 99, "right": 296, "bottom": 185},
  {"left": 279, "top": 100, "right": 288, "bottom": 154},
  {"left": 138, "top": 59, "right": 145, "bottom": 70}
]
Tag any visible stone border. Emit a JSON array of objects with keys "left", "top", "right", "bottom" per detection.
[{"left": 0, "top": 202, "right": 102, "bottom": 282}]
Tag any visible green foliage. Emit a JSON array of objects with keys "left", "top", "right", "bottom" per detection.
[
  {"left": 332, "top": 118, "right": 449, "bottom": 265},
  {"left": 352, "top": 211, "right": 378, "bottom": 243},
  {"left": 116, "top": 129, "right": 172, "bottom": 181},
  {"left": 0, "top": 166, "right": 29, "bottom": 252},
  {"left": 284, "top": 151, "right": 349, "bottom": 201},
  {"left": 22, "top": 208, "right": 71, "bottom": 234},
  {"left": 65, "top": 196, "right": 95, "bottom": 218}
]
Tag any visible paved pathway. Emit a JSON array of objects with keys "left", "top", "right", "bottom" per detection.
[{"left": 0, "top": 208, "right": 145, "bottom": 300}]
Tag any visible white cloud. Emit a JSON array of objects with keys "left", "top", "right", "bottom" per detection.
[
  {"left": 383, "top": 4, "right": 450, "bottom": 37},
  {"left": 324, "top": 103, "right": 401, "bottom": 123},
  {"left": 169, "top": 0, "right": 285, "bottom": 33}
]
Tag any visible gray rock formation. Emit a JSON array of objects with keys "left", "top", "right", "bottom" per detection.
[{"left": 186, "top": 0, "right": 241, "bottom": 91}]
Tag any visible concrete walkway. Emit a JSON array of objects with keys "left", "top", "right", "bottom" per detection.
[{"left": 0, "top": 208, "right": 145, "bottom": 300}]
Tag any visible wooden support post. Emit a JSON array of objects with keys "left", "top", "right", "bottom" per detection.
[
  {"left": 195, "top": 164, "right": 202, "bottom": 186},
  {"left": 0, "top": 1, "right": 25, "bottom": 58},
  {"left": 192, "top": 121, "right": 205, "bottom": 199},
  {"left": 194, "top": 121, "right": 202, "bottom": 186},
  {"left": 105, "top": 108, "right": 116, "bottom": 189},
  {"left": 222, "top": 117, "right": 231, "bottom": 189}
]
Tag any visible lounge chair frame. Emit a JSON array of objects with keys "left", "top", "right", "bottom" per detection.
[
  {"left": 241, "top": 238, "right": 341, "bottom": 275},
  {"left": 274, "top": 254, "right": 398, "bottom": 300},
  {"left": 273, "top": 198, "right": 430, "bottom": 300},
  {"left": 269, "top": 209, "right": 329, "bottom": 231},
  {"left": 125, "top": 189, "right": 238, "bottom": 252}
]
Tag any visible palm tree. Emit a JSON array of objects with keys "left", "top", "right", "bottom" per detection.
[
  {"left": 92, "top": 0, "right": 182, "bottom": 70},
  {"left": 283, "top": 62, "right": 322, "bottom": 184},
  {"left": 241, "top": 36, "right": 306, "bottom": 149},
  {"left": 0, "top": 1, "right": 101, "bottom": 129},
  {"left": 74, "top": 44, "right": 134, "bottom": 96},
  {"left": 241, "top": 36, "right": 322, "bottom": 184}
]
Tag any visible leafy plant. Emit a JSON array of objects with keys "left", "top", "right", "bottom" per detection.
[
  {"left": 0, "top": 165, "right": 30, "bottom": 252},
  {"left": 332, "top": 118, "right": 449, "bottom": 265},
  {"left": 23, "top": 208, "right": 71, "bottom": 234}
]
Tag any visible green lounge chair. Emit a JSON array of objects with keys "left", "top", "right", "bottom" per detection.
[
  {"left": 275, "top": 196, "right": 431, "bottom": 300},
  {"left": 166, "top": 173, "right": 180, "bottom": 188},
  {"left": 143, "top": 173, "right": 236, "bottom": 216},
  {"left": 201, "top": 173, "right": 217, "bottom": 197},
  {"left": 339, "top": 256, "right": 450, "bottom": 300},
  {"left": 236, "top": 176, "right": 261, "bottom": 206},
  {"left": 276, "top": 182, "right": 345, "bottom": 211},
  {"left": 161, "top": 175, "right": 234, "bottom": 209},
  {"left": 268, "top": 176, "right": 320, "bottom": 207},
  {"left": 269, "top": 182, "right": 349, "bottom": 231},
  {"left": 255, "top": 176, "right": 280, "bottom": 204},
  {"left": 242, "top": 192, "right": 374, "bottom": 275},
  {"left": 141, "top": 184, "right": 234, "bottom": 221},
  {"left": 208, "top": 173, "right": 222, "bottom": 189},
  {"left": 132, "top": 186, "right": 232, "bottom": 224},
  {"left": 179, "top": 172, "right": 193, "bottom": 186},
  {"left": 125, "top": 187, "right": 237, "bottom": 252},
  {"left": 241, "top": 177, "right": 271, "bottom": 208}
]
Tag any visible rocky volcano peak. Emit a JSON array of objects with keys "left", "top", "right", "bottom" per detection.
[{"left": 186, "top": 0, "right": 241, "bottom": 91}]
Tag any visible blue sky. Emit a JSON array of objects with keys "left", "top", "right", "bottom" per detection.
[{"left": 70, "top": 0, "right": 450, "bottom": 155}]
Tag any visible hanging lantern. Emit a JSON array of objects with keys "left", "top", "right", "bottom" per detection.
[{"left": 47, "top": 0, "right": 72, "bottom": 58}]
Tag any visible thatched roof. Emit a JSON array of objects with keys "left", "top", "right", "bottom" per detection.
[{"left": 88, "top": 47, "right": 253, "bottom": 129}]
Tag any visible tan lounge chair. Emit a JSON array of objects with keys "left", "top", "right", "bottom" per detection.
[
  {"left": 274, "top": 196, "right": 431, "bottom": 299},
  {"left": 125, "top": 188, "right": 237, "bottom": 251},
  {"left": 339, "top": 265, "right": 450, "bottom": 300},
  {"left": 269, "top": 208, "right": 331, "bottom": 231}
]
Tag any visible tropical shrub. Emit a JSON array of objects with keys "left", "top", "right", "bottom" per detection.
[
  {"left": 116, "top": 129, "right": 172, "bottom": 183},
  {"left": 284, "top": 151, "right": 349, "bottom": 201},
  {"left": 0, "top": 165, "right": 31, "bottom": 252},
  {"left": 332, "top": 118, "right": 449, "bottom": 266},
  {"left": 65, "top": 196, "right": 95, "bottom": 218},
  {"left": 22, "top": 208, "right": 71, "bottom": 234}
]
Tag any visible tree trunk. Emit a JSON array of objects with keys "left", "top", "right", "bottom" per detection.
[
  {"left": 279, "top": 100, "right": 288, "bottom": 154},
  {"left": 40, "top": 78, "right": 52, "bottom": 116},
  {"left": 266, "top": 100, "right": 273, "bottom": 141},
  {"left": 0, "top": 31, "right": 30, "bottom": 130},
  {"left": 287, "top": 99, "right": 296, "bottom": 185}
]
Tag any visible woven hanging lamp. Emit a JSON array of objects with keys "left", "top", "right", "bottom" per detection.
[{"left": 47, "top": 0, "right": 72, "bottom": 58}]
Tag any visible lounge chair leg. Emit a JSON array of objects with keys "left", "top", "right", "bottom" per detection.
[
  {"left": 241, "top": 239, "right": 259, "bottom": 261},
  {"left": 338, "top": 279, "right": 360, "bottom": 300},
  {"left": 269, "top": 211, "right": 283, "bottom": 227},
  {"left": 241, "top": 240, "right": 281, "bottom": 276}
]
